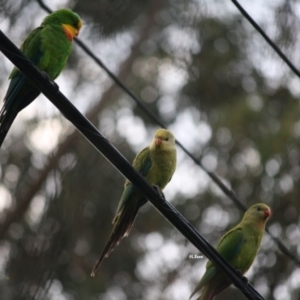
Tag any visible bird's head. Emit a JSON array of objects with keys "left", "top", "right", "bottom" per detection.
[
  {"left": 243, "top": 203, "right": 271, "bottom": 224},
  {"left": 151, "top": 128, "right": 176, "bottom": 150},
  {"left": 42, "top": 9, "right": 82, "bottom": 41}
]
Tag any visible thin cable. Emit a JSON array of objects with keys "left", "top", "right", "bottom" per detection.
[
  {"left": 35, "top": 0, "right": 300, "bottom": 267},
  {"left": 232, "top": 0, "right": 300, "bottom": 78},
  {"left": 0, "top": 30, "right": 264, "bottom": 300}
]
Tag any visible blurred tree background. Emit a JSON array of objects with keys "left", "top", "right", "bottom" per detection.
[{"left": 0, "top": 0, "right": 300, "bottom": 299}]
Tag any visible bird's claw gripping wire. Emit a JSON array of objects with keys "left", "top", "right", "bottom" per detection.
[
  {"left": 41, "top": 71, "right": 59, "bottom": 93},
  {"left": 236, "top": 269, "right": 249, "bottom": 285},
  {"left": 152, "top": 185, "right": 166, "bottom": 201},
  {"left": 152, "top": 185, "right": 179, "bottom": 214}
]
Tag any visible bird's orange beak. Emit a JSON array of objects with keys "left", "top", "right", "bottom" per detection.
[
  {"left": 155, "top": 137, "right": 162, "bottom": 146},
  {"left": 264, "top": 208, "right": 271, "bottom": 218}
]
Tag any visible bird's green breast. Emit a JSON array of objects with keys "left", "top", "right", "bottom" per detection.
[
  {"left": 145, "top": 148, "right": 176, "bottom": 189},
  {"left": 38, "top": 25, "right": 72, "bottom": 80}
]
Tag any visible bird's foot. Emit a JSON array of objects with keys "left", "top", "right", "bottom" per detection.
[
  {"left": 152, "top": 185, "right": 177, "bottom": 214},
  {"left": 236, "top": 269, "right": 248, "bottom": 284},
  {"left": 41, "top": 71, "right": 59, "bottom": 93},
  {"left": 241, "top": 275, "right": 248, "bottom": 284},
  {"left": 152, "top": 185, "right": 166, "bottom": 201}
]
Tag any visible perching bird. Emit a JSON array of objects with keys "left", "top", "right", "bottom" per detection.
[
  {"left": 0, "top": 9, "right": 82, "bottom": 147},
  {"left": 190, "top": 203, "right": 271, "bottom": 300},
  {"left": 91, "top": 128, "right": 177, "bottom": 276}
]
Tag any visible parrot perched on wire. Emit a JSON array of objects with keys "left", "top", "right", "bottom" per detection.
[
  {"left": 190, "top": 203, "right": 271, "bottom": 300},
  {"left": 0, "top": 8, "right": 82, "bottom": 147},
  {"left": 91, "top": 128, "right": 177, "bottom": 276}
]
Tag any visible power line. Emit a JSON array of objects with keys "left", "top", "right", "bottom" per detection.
[
  {"left": 0, "top": 30, "right": 264, "bottom": 300},
  {"left": 35, "top": 0, "right": 300, "bottom": 267},
  {"left": 232, "top": 0, "right": 300, "bottom": 78}
]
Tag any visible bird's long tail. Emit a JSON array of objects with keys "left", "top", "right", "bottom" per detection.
[
  {"left": 91, "top": 200, "right": 145, "bottom": 277},
  {"left": 190, "top": 285, "right": 214, "bottom": 300},
  {"left": 0, "top": 107, "right": 18, "bottom": 148},
  {"left": 190, "top": 280, "right": 230, "bottom": 300}
]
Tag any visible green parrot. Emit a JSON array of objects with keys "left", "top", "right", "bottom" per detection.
[
  {"left": 91, "top": 128, "right": 177, "bottom": 276},
  {"left": 0, "top": 9, "right": 82, "bottom": 147},
  {"left": 190, "top": 203, "right": 271, "bottom": 300}
]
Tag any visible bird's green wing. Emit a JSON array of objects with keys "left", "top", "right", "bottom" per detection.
[
  {"left": 5, "top": 27, "right": 43, "bottom": 111},
  {"left": 121, "top": 147, "right": 152, "bottom": 199},
  {"left": 216, "top": 227, "right": 245, "bottom": 262},
  {"left": 9, "top": 27, "right": 43, "bottom": 79},
  {"left": 132, "top": 147, "right": 152, "bottom": 176},
  {"left": 116, "top": 147, "right": 151, "bottom": 216},
  {"left": 201, "top": 227, "right": 244, "bottom": 286}
]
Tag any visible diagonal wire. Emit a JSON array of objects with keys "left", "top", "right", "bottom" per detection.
[
  {"left": 232, "top": 0, "right": 300, "bottom": 78},
  {"left": 36, "top": 0, "right": 300, "bottom": 266},
  {"left": 0, "top": 30, "right": 264, "bottom": 300}
]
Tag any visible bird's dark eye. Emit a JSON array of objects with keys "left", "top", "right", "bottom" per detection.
[
  {"left": 166, "top": 138, "right": 169, "bottom": 141},
  {"left": 257, "top": 207, "right": 261, "bottom": 211}
]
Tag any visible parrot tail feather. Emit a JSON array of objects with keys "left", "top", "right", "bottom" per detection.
[
  {"left": 0, "top": 109, "right": 18, "bottom": 148},
  {"left": 190, "top": 285, "right": 214, "bottom": 300},
  {"left": 190, "top": 280, "right": 230, "bottom": 300},
  {"left": 90, "top": 202, "right": 143, "bottom": 277}
]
